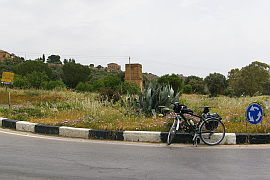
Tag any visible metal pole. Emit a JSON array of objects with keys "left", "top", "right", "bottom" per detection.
[
  {"left": 129, "top": 57, "right": 132, "bottom": 81},
  {"left": 8, "top": 91, "right": 11, "bottom": 109}
]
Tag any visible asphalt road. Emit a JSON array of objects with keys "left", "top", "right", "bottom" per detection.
[{"left": 0, "top": 129, "right": 270, "bottom": 180}]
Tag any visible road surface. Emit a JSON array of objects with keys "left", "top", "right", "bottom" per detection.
[{"left": 0, "top": 128, "right": 269, "bottom": 180}]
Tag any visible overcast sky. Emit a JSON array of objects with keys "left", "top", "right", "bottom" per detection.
[{"left": 1, "top": 0, "right": 270, "bottom": 77}]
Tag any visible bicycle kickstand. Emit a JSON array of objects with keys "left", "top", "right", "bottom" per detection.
[{"left": 192, "top": 133, "right": 199, "bottom": 147}]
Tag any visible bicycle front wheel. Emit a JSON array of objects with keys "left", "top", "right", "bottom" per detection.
[
  {"left": 199, "top": 119, "right": 225, "bottom": 145},
  {"left": 167, "top": 119, "right": 177, "bottom": 145}
]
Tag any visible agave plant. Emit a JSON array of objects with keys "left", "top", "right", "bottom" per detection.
[{"left": 137, "top": 82, "right": 180, "bottom": 116}]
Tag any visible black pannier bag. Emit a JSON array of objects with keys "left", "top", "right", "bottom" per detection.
[{"left": 205, "top": 113, "right": 221, "bottom": 131}]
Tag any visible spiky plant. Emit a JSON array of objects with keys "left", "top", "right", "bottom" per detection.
[{"left": 137, "top": 82, "right": 179, "bottom": 116}]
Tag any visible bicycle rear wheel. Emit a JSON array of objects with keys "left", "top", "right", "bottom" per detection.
[
  {"left": 167, "top": 118, "right": 177, "bottom": 145},
  {"left": 199, "top": 119, "right": 225, "bottom": 145}
]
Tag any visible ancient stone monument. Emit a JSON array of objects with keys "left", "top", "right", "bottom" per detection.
[{"left": 124, "top": 63, "right": 143, "bottom": 91}]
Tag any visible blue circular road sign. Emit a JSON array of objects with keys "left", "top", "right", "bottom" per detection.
[{"left": 246, "top": 103, "right": 264, "bottom": 125}]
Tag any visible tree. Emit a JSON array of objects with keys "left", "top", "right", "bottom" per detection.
[
  {"left": 42, "top": 54, "right": 45, "bottom": 62},
  {"left": 103, "top": 76, "right": 122, "bottom": 90},
  {"left": 157, "top": 74, "right": 183, "bottom": 95},
  {"left": 204, "top": 73, "right": 227, "bottom": 97},
  {"left": 26, "top": 72, "right": 49, "bottom": 89},
  {"left": 184, "top": 75, "right": 205, "bottom": 94},
  {"left": 96, "top": 65, "right": 103, "bottom": 69},
  {"left": 15, "top": 60, "right": 52, "bottom": 77},
  {"left": 228, "top": 61, "right": 270, "bottom": 96},
  {"left": 62, "top": 62, "right": 91, "bottom": 88},
  {"left": 47, "top": 55, "right": 62, "bottom": 64},
  {"left": 35, "top": 54, "right": 45, "bottom": 62},
  {"left": 49, "top": 65, "right": 63, "bottom": 81},
  {"left": 13, "top": 75, "right": 30, "bottom": 89},
  {"left": 183, "top": 84, "right": 192, "bottom": 94}
]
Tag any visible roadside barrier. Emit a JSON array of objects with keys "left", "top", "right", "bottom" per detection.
[{"left": 1, "top": 117, "right": 269, "bottom": 144}]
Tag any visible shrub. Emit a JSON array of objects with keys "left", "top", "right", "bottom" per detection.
[
  {"left": 75, "top": 82, "right": 92, "bottom": 92},
  {"left": 158, "top": 74, "right": 183, "bottom": 95},
  {"left": 183, "top": 84, "right": 192, "bottom": 94},
  {"left": 90, "top": 80, "right": 105, "bottom": 91},
  {"left": 26, "top": 71, "right": 49, "bottom": 89},
  {"left": 120, "top": 82, "right": 140, "bottom": 95},
  {"left": 100, "top": 88, "right": 121, "bottom": 103},
  {"left": 13, "top": 75, "right": 30, "bottom": 89},
  {"left": 44, "top": 80, "right": 66, "bottom": 90},
  {"left": 103, "top": 76, "right": 122, "bottom": 90}
]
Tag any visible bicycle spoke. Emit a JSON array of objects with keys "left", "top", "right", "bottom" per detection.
[{"left": 199, "top": 119, "right": 225, "bottom": 145}]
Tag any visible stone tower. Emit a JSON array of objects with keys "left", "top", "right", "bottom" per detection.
[{"left": 124, "top": 63, "right": 143, "bottom": 91}]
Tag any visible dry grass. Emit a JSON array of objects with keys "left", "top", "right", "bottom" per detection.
[
  {"left": 180, "top": 94, "right": 270, "bottom": 133},
  {"left": 0, "top": 86, "right": 270, "bottom": 133}
]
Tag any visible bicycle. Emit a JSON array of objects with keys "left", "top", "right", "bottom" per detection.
[{"left": 167, "top": 102, "right": 225, "bottom": 146}]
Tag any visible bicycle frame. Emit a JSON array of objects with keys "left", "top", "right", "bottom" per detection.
[{"left": 175, "top": 113, "right": 206, "bottom": 146}]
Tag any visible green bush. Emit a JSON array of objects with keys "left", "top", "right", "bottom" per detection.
[
  {"left": 158, "top": 74, "right": 183, "bottom": 95},
  {"left": 26, "top": 72, "right": 49, "bottom": 89},
  {"left": 90, "top": 80, "right": 104, "bottom": 91},
  {"left": 75, "top": 82, "right": 92, "bottom": 92},
  {"left": 183, "top": 84, "right": 192, "bottom": 94},
  {"left": 103, "top": 76, "right": 122, "bottom": 90},
  {"left": 120, "top": 82, "right": 140, "bottom": 95},
  {"left": 13, "top": 75, "right": 30, "bottom": 89},
  {"left": 44, "top": 80, "right": 66, "bottom": 90}
]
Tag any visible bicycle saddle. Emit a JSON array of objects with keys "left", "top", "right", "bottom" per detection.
[
  {"left": 181, "top": 108, "right": 193, "bottom": 114},
  {"left": 199, "top": 107, "right": 212, "bottom": 114}
]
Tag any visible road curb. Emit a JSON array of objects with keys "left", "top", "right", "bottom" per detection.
[{"left": 0, "top": 117, "right": 268, "bottom": 144}]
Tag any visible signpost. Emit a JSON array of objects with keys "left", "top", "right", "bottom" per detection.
[
  {"left": 245, "top": 103, "right": 264, "bottom": 143},
  {"left": 1, "top": 72, "right": 14, "bottom": 85},
  {"left": 1, "top": 72, "right": 14, "bottom": 109},
  {"left": 246, "top": 103, "right": 263, "bottom": 125}
]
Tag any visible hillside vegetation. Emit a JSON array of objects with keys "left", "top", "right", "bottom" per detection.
[{"left": 0, "top": 88, "right": 269, "bottom": 133}]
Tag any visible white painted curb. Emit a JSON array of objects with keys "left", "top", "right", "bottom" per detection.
[
  {"left": 222, "top": 133, "right": 236, "bottom": 145},
  {"left": 59, "top": 126, "right": 90, "bottom": 139},
  {"left": 124, "top": 131, "right": 162, "bottom": 143},
  {"left": 16, "top": 121, "right": 37, "bottom": 133},
  {"left": 0, "top": 117, "right": 5, "bottom": 127}
]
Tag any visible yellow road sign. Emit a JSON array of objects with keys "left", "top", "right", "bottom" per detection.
[{"left": 1, "top": 72, "right": 14, "bottom": 83}]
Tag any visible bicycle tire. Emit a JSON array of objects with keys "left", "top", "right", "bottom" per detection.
[
  {"left": 199, "top": 119, "right": 225, "bottom": 145},
  {"left": 167, "top": 118, "right": 177, "bottom": 145}
]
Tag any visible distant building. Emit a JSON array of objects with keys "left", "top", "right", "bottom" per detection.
[
  {"left": 125, "top": 63, "right": 143, "bottom": 91},
  {"left": 0, "top": 50, "right": 12, "bottom": 62},
  {"left": 48, "top": 63, "right": 63, "bottom": 68},
  {"left": 107, "top": 63, "right": 121, "bottom": 72}
]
